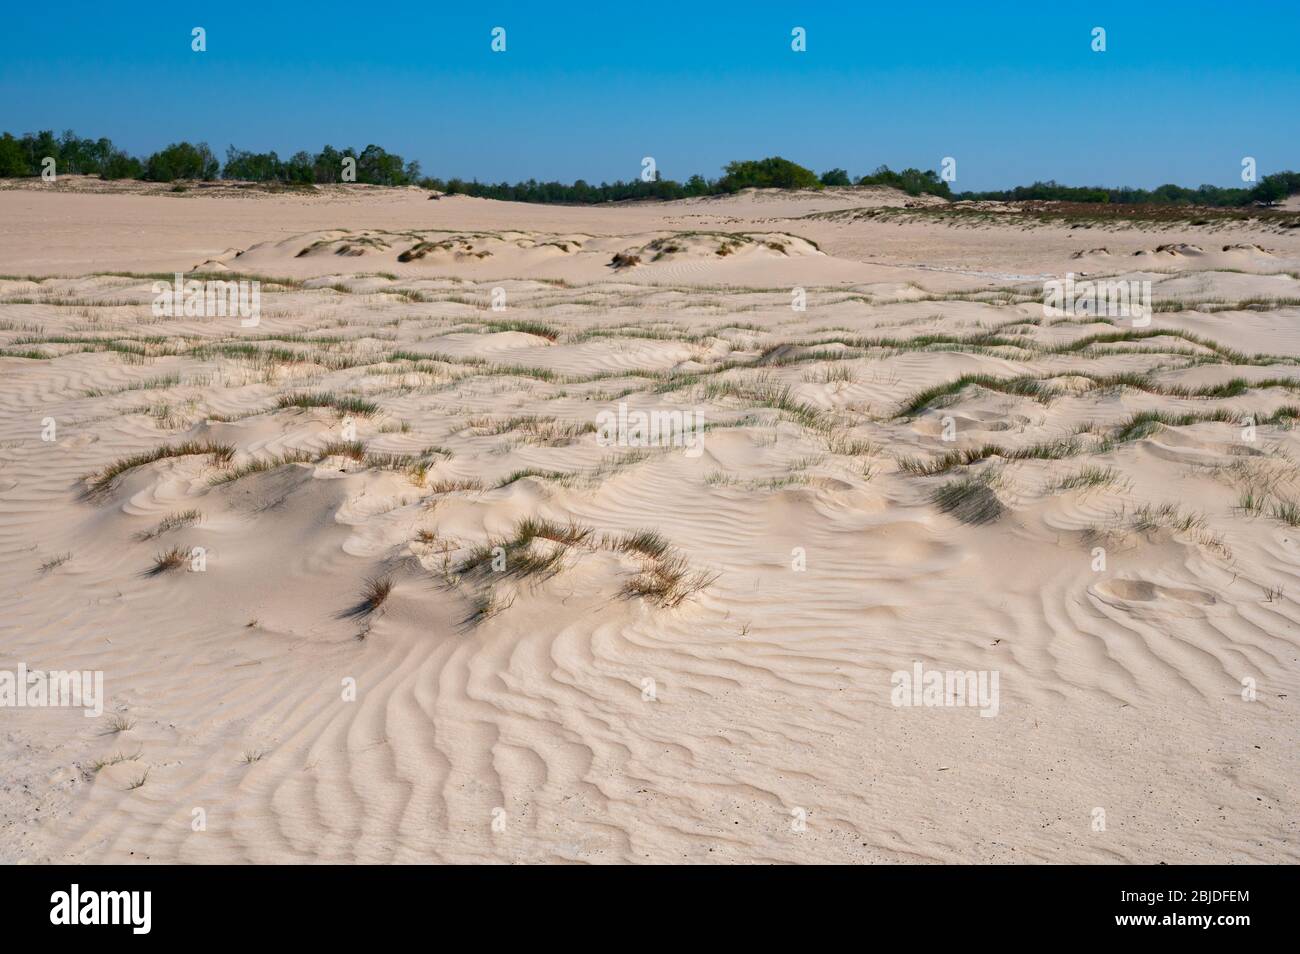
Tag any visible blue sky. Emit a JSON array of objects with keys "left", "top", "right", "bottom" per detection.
[{"left": 1, "top": 1, "right": 1295, "bottom": 191}]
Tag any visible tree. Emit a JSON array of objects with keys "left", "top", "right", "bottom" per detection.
[
  {"left": 0, "top": 133, "right": 28, "bottom": 176},
  {"left": 144, "top": 141, "right": 219, "bottom": 181},
  {"left": 102, "top": 149, "right": 144, "bottom": 180},
  {"left": 717, "top": 156, "right": 822, "bottom": 192},
  {"left": 223, "top": 146, "right": 284, "bottom": 181},
  {"left": 856, "top": 165, "right": 951, "bottom": 198}
]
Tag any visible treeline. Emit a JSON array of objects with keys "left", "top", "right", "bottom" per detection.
[
  {"left": 222, "top": 144, "right": 420, "bottom": 186},
  {"left": 0, "top": 134, "right": 948, "bottom": 199},
  {"left": 0, "top": 130, "right": 146, "bottom": 179},
  {"left": 954, "top": 173, "right": 1300, "bottom": 207},
  {"left": 2, "top": 129, "right": 1297, "bottom": 206},
  {"left": 0, "top": 129, "right": 420, "bottom": 185},
  {"left": 430, "top": 159, "right": 953, "bottom": 202}
]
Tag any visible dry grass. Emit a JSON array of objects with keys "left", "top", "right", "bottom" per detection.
[
  {"left": 621, "top": 554, "right": 719, "bottom": 608},
  {"left": 134, "top": 508, "right": 201, "bottom": 541},
  {"left": 39, "top": 552, "right": 72, "bottom": 572},
  {"left": 100, "top": 714, "right": 135, "bottom": 735},
  {"left": 356, "top": 574, "right": 394, "bottom": 614},
  {"left": 148, "top": 545, "right": 189, "bottom": 576}
]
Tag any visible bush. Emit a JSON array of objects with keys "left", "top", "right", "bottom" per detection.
[
  {"left": 717, "top": 156, "right": 821, "bottom": 192},
  {"left": 857, "top": 165, "right": 952, "bottom": 198},
  {"left": 144, "top": 141, "right": 219, "bottom": 182},
  {"left": 102, "top": 149, "right": 144, "bottom": 180},
  {"left": 0, "top": 134, "right": 27, "bottom": 177}
]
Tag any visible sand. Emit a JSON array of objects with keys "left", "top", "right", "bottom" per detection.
[{"left": 0, "top": 178, "right": 1296, "bottom": 863}]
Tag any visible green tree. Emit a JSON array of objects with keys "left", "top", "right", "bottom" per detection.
[
  {"left": 0, "top": 133, "right": 29, "bottom": 176},
  {"left": 717, "top": 156, "right": 822, "bottom": 192},
  {"left": 145, "top": 141, "right": 219, "bottom": 181}
]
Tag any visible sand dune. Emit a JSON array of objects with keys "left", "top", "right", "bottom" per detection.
[{"left": 1, "top": 181, "right": 1297, "bottom": 863}]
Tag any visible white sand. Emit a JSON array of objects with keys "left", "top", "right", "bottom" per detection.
[{"left": 1, "top": 179, "right": 1296, "bottom": 863}]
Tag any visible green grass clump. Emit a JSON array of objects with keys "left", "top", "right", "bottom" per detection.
[
  {"left": 458, "top": 517, "right": 592, "bottom": 582},
  {"left": 319, "top": 440, "right": 367, "bottom": 461},
  {"left": 427, "top": 477, "right": 484, "bottom": 494},
  {"left": 1111, "top": 409, "right": 1237, "bottom": 443},
  {"left": 931, "top": 475, "right": 1005, "bottom": 525},
  {"left": 1271, "top": 499, "right": 1300, "bottom": 526},
  {"left": 897, "top": 374, "right": 1057, "bottom": 417},
  {"left": 898, "top": 438, "right": 1080, "bottom": 477},
  {"left": 1050, "top": 466, "right": 1121, "bottom": 492},
  {"left": 493, "top": 468, "right": 574, "bottom": 489},
  {"left": 611, "top": 529, "right": 672, "bottom": 559},
  {"left": 277, "top": 392, "right": 379, "bottom": 416},
  {"left": 483, "top": 319, "right": 560, "bottom": 341}
]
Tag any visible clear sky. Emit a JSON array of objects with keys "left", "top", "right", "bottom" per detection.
[{"left": 2, "top": 0, "right": 1295, "bottom": 191}]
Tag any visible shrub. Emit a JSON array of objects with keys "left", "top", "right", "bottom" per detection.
[
  {"left": 717, "top": 156, "right": 821, "bottom": 192},
  {"left": 144, "top": 141, "right": 219, "bottom": 182},
  {"left": 857, "top": 165, "right": 952, "bottom": 198}
]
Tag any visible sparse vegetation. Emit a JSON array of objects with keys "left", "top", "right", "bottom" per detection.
[
  {"left": 1051, "top": 466, "right": 1122, "bottom": 493},
  {"left": 277, "top": 392, "right": 379, "bottom": 416},
  {"left": 898, "top": 438, "right": 1081, "bottom": 477},
  {"left": 148, "top": 545, "right": 189, "bottom": 576},
  {"left": 209, "top": 449, "right": 315, "bottom": 485},
  {"left": 320, "top": 439, "right": 367, "bottom": 461},
  {"left": 86, "top": 441, "right": 234, "bottom": 497},
  {"left": 100, "top": 714, "right": 135, "bottom": 736},
  {"left": 931, "top": 474, "right": 1005, "bottom": 525},
  {"left": 135, "top": 509, "right": 201, "bottom": 541},
  {"left": 483, "top": 319, "right": 559, "bottom": 341},
  {"left": 357, "top": 574, "right": 393, "bottom": 614},
  {"left": 620, "top": 553, "right": 719, "bottom": 607}
]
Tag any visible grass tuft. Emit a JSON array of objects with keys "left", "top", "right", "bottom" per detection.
[
  {"left": 277, "top": 392, "right": 379, "bottom": 416},
  {"left": 134, "top": 508, "right": 201, "bottom": 541},
  {"left": 148, "top": 545, "right": 189, "bottom": 576},
  {"left": 357, "top": 574, "right": 394, "bottom": 614},
  {"left": 931, "top": 474, "right": 1005, "bottom": 525}
]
